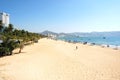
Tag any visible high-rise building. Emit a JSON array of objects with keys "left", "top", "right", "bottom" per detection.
[{"left": 0, "top": 12, "right": 10, "bottom": 27}]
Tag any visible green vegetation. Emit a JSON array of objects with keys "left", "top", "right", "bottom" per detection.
[{"left": 0, "top": 23, "right": 46, "bottom": 56}]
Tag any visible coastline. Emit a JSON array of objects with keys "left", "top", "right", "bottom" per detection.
[
  {"left": 0, "top": 38, "right": 120, "bottom": 80},
  {"left": 55, "top": 38, "right": 120, "bottom": 50}
]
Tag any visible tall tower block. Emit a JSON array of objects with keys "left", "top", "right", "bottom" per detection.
[{"left": 0, "top": 12, "right": 10, "bottom": 27}]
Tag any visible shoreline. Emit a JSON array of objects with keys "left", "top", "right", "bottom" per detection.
[{"left": 54, "top": 38, "right": 120, "bottom": 50}]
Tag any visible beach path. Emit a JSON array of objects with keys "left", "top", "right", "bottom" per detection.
[{"left": 0, "top": 38, "right": 120, "bottom": 80}]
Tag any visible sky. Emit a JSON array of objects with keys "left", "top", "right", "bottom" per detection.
[{"left": 0, "top": 0, "right": 120, "bottom": 33}]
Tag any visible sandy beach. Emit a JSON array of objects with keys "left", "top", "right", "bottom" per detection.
[{"left": 0, "top": 38, "right": 120, "bottom": 80}]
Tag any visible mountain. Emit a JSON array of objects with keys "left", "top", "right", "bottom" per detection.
[
  {"left": 70, "top": 31, "right": 120, "bottom": 37},
  {"left": 41, "top": 30, "right": 120, "bottom": 38},
  {"left": 41, "top": 30, "right": 58, "bottom": 36}
]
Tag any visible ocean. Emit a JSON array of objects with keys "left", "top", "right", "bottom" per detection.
[{"left": 57, "top": 36, "right": 120, "bottom": 49}]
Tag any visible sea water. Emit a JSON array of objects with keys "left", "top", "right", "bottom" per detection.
[{"left": 57, "top": 36, "right": 120, "bottom": 48}]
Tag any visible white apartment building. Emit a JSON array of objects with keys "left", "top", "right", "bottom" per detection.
[{"left": 0, "top": 12, "right": 10, "bottom": 26}]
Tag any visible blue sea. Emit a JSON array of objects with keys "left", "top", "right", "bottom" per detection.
[{"left": 57, "top": 36, "right": 120, "bottom": 48}]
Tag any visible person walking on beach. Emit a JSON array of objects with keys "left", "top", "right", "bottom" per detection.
[{"left": 76, "top": 46, "right": 78, "bottom": 50}]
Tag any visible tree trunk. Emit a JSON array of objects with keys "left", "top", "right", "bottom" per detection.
[{"left": 19, "top": 49, "right": 21, "bottom": 53}]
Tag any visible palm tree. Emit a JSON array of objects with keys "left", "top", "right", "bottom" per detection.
[
  {"left": 1, "top": 38, "right": 19, "bottom": 55},
  {"left": 0, "top": 38, "right": 10, "bottom": 55},
  {"left": 0, "top": 25, "right": 4, "bottom": 32},
  {"left": 7, "top": 40, "right": 19, "bottom": 55},
  {"left": 8, "top": 24, "right": 14, "bottom": 32},
  {"left": 0, "top": 20, "right": 3, "bottom": 32},
  {"left": 0, "top": 26, "right": 3, "bottom": 32},
  {"left": 3, "top": 27, "right": 9, "bottom": 33},
  {"left": 0, "top": 20, "right": 2, "bottom": 26}
]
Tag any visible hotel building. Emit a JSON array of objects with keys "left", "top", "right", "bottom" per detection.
[{"left": 0, "top": 12, "right": 10, "bottom": 27}]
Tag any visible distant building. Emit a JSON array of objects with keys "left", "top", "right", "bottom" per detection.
[
  {"left": 0, "top": 12, "right": 10, "bottom": 26},
  {"left": 47, "top": 33, "right": 57, "bottom": 39}
]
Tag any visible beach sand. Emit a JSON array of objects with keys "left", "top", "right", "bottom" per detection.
[{"left": 0, "top": 38, "right": 120, "bottom": 80}]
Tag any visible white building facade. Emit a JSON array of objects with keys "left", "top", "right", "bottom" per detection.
[{"left": 0, "top": 12, "right": 10, "bottom": 26}]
